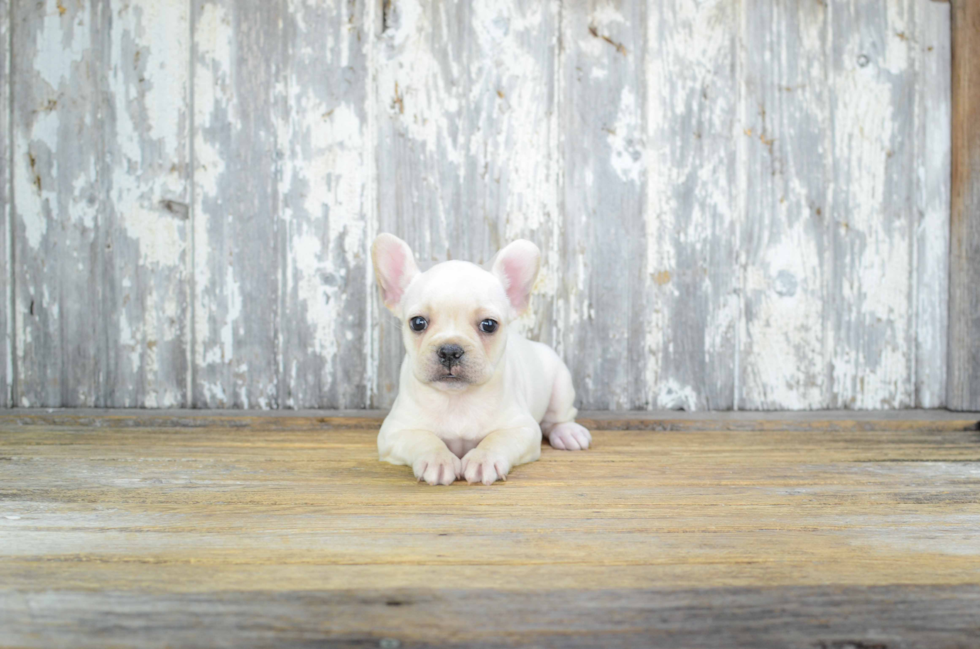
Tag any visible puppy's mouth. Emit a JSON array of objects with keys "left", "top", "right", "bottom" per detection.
[
  {"left": 430, "top": 366, "right": 472, "bottom": 384},
  {"left": 435, "top": 372, "right": 465, "bottom": 382}
]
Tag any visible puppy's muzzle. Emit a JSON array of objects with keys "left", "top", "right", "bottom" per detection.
[{"left": 437, "top": 344, "right": 465, "bottom": 369}]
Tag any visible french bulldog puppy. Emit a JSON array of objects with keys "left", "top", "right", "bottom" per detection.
[{"left": 371, "top": 234, "right": 592, "bottom": 486}]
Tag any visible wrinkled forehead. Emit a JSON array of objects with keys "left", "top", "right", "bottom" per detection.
[{"left": 403, "top": 261, "right": 508, "bottom": 314}]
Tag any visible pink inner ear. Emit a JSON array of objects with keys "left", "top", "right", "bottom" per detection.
[
  {"left": 379, "top": 244, "right": 408, "bottom": 306},
  {"left": 501, "top": 256, "right": 532, "bottom": 310}
]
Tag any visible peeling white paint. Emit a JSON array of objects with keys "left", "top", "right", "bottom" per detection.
[
  {"left": 882, "top": 3, "right": 910, "bottom": 75},
  {"left": 276, "top": 0, "right": 374, "bottom": 408},
  {"left": 607, "top": 86, "right": 644, "bottom": 184},
  {"left": 16, "top": 149, "right": 50, "bottom": 251},
  {"left": 2, "top": 0, "right": 10, "bottom": 406},
  {"left": 832, "top": 24, "right": 911, "bottom": 408},
  {"left": 118, "top": 312, "right": 141, "bottom": 375},
  {"left": 301, "top": 103, "right": 364, "bottom": 227},
  {"left": 132, "top": 1, "right": 189, "bottom": 153},
  {"left": 8, "top": 0, "right": 951, "bottom": 411},
  {"left": 193, "top": 3, "right": 233, "bottom": 196},
  {"left": 109, "top": 19, "right": 186, "bottom": 270},
  {"left": 364, "top": 0, "right": 381, "bottom": 406},
  {"left": 15, "top": 111, "right": 60, "bottom": 249},
  {"left": 193, "top": 1, "right": 233, "bottom": 383},
  {"left": 96, "top": 0, "right": 192, "bottom": 407},
  {"left": 743, "top": 222, "right": 826, "bottom": 409},
  {"left": 643, "top": 0, "right": 737, "bottom": 409},
  {"left": 220, "top": 263, "right": 241, "bottom": 367},
  {"left": 378, "top": 0, "right": 464, "bottom": 184},
  {"left": 35, "top": 0, "right": 89, "bottom": 90},
  {"left": 201, "top": 380, "right": 227, "bottom": 406},
  {"left": 579, "top": 4, "right": 625, "bottom": 58},
  {"left": 195, "top": 4, "right": 232, "bottom": 75},
  {"left": 289, "top": 232, "right": 341, "bottom": 362},
  {"left": 118, "top": 207, "right": 185, "bottom": 268},
  {"left": 657, "top": 379, "right": 697, "bottom": 411},
  {"left": 912, "top": 0, "right": 951, "bottom": 408}
]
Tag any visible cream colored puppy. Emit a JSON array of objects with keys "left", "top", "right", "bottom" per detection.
[{"left": 372, "top": 234, "right": 592, "bottom": 486}]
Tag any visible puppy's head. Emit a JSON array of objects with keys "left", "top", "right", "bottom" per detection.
[{"left": 372, "top": 234, "right": 540, "bottom": 391}]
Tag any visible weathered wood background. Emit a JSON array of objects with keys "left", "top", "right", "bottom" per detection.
[
  {"left": 2, "top": 0, "right": 953, "bottom": 410},
  {"left": 949, "top": 0, "right": 980, "bottom": 412}
]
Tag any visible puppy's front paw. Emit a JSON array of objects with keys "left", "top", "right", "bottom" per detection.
[
  {"left": 548, "top": 422, "right": 592, "bottom": 450},
  {"left": 461, "top": 449, "right": 510, "bottom": 486},
  {"left": 413, "top": 450, "right": 462, "bottom": 486}
]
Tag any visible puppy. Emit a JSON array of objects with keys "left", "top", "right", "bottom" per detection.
[{"left": 371, "top": 234, "right": 592, "bottom": 486}]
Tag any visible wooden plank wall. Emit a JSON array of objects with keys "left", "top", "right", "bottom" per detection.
[
  {"left": 0, "top": 0, "right": 8, "bottom": 408},
  {"left": 3, "top": 0, "right": 953, "bottom": 411},
  {"left": 949, "top": 0, "right": 980, "bottom": 411}
]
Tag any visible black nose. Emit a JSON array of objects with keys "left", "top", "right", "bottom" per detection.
[{"left": 437, "top": 344, "right": 465, "bottom": 368}]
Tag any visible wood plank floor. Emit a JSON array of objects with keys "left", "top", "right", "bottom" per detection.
[{"left": 1, "top": 411, "right": 979, "bottom": 648}]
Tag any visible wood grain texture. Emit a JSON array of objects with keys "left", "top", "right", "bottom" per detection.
[
  {"left": 739, "top": 0, "right": 952, "bottom": 410},
  {"left": 13, "top": 0, "right": 109, "bottom": 406},
  {"left": 3, "top": 0, "right": 957, "bottom": 411},
  {"left": 1, "top": 407, "right": 978, "bottom": 432},
  {"left": 740, "top": 0, "right": 832, "bottom": 409},
  {"left": 914, "top": 0, "right": 950, "bottom": 408},
  {"left": 1, "top": 413, "right": 979, "bottom": 647},
  {"left": 948, "top": 0, "right": 980, "bottom": 411},
  {"left": 644, "top": 0, "right": 738, "bottom": 410},
  {"left": 560, "top": 0, "right": 645, "bottom": 409},
  {"left": 277, "top": 0, "right": 371, "bottom": 408},
  {"left": 0, "top": 0, "right": 9, "bottom": 409},
  {"left": 374, "top": 0, "right": 560, "bottom": 407},
  {"left": 2, "top": 586, "right": 979, "bottom": 649},
  {"left": 192, "top": 0, "right": 281, "bottom": 408},
  {"left": 827, "top": 0, "right": 918, "bottom": 409},
  {"left": 103, "top": 0, "right": 192, "bottom": 407}
]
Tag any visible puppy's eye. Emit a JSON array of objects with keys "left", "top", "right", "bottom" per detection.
[
  {"left": 409, "top": 316, "right": 428, "bottom": 332},
  {"left": 479, "top": 319, "right": 498, "bottom": 334}
]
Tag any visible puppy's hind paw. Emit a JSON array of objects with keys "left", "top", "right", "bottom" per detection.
[
  {"left": 413, "top": 450, "right": 462, "bottom": 486},
  {"left": 547, "top": 422, "right": 592, "bottom": 451}
]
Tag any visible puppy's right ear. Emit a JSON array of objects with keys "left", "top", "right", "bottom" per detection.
[{"left": 371, "top": 234, "right": 420, "bottom": 314}]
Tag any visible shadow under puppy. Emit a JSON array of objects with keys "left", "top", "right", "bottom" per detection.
[{"left": 372, "top": 234, "right": 592, "bottom": 486}]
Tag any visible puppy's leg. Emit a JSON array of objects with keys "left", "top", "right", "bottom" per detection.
[
  {"left": 461, "top": 422, "right": 541, "bottom": 485},
  {"left": 378, "top": 428, "right": 461, "bottom": 486},
  {"left": 540, "top": 362, "right": 592, "bottom": 451}
]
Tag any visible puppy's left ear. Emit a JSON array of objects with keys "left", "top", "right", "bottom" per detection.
[{"left": 491, "top": 239, "right": 541, "bottom": 314}]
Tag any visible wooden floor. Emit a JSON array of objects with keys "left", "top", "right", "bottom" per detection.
[{"left": 2, "top": 411, "right": 979, "bottom": 649}]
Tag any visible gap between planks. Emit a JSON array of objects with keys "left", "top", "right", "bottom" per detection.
[{"left": 0, "top": 409, "right": 978, "bottom": 432}]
